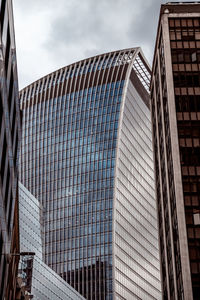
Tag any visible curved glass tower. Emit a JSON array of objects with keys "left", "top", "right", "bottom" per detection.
[{"left": 20, "top": 48, "right": 161, "bottom": 299}]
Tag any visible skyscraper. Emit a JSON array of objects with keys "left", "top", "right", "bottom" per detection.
[
  {"left": 151, "top": 2, "right": 200, "bottom": 299},
  {"left": 20, "top": 48, "right": 161, "bottom": 299},
  {"left": 0, "top": 0, "right": 21, "bottom": 298}
]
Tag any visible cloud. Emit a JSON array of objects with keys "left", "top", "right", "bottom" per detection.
[{"left": 13, "top": 0, "right": 192, "bottom": 89}]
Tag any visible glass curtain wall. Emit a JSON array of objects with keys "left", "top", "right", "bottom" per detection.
[{"left": 20, "top": 48, "right": 161, "bottom": 300}]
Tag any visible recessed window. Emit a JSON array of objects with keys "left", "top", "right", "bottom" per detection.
[
  {"left": 195, "top": 32, "right": 200, "bottom": 40},
  {"left": 192, "top": 52, "right": 197, "bottom": 62},
  {"left": 193, "top": 211, "right": 200, "bottom": 225}
]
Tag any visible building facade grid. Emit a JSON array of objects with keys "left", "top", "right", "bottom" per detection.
[
  {"left": 20, "top": 48, "right": 161, "bottom": 299},
  {"left": 0, "top": 0, "right": 21, "bottom": 298},
  {"left": 151, "top": 3, "right": 200, "bottom": 299},
  {"left": 18, "top": 182, "right": 86, "bottom": 300}
]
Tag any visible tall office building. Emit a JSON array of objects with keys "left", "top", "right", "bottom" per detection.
[
  {"left": 20, "top": 48, "right": 161, "bottom": 299},
  {"left": 151, "top": 2, "right": 200, "bottom": 299},
  {"left": 0, "top": 0, "right": 21, "bottom": 299}
]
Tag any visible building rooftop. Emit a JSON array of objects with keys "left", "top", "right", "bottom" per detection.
[{"left": 161, "top": 1, "right": 200, "bottom": 13}]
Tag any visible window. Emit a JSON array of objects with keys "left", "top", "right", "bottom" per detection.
[{"left": 193, "top": 211, "right": 200, "bottom": 225}]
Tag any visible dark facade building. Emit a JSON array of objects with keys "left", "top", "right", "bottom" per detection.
[
  {"left": 151, "top": 2, "right": 200, "bottom": 299},
  {"left": 20, "top": 48, "right": 161, "bottom": 299},
  {"left": 0, "top": 0, "right": 21, "bottom": 299}
]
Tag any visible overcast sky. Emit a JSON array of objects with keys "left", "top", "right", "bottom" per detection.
[{"left": 12, "top": 0, "right": 182, "bottom": 89}]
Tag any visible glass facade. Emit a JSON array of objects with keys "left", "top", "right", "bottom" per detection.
[
  {"left": 20, "top": 48, "right": 161, "bottom": 299},
  {"left": 114, "top": 80, "right": 161, "bottom": 299},
  {"left": 0, "top": 0, "right": 21, "bottom": 298},
  {"left": 151, "top": 3, "right": 200, "bottom": 300},
  {"left": 19, "top": 182, "right": 86, "bottom": 300}
]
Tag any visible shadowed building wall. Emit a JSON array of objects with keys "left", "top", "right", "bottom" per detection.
[{"left": 0, "top": 0, "right": 21, "bottom": 299}]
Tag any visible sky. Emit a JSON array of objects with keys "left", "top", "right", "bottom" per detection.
[{"left": 12, "top": 0, "right": 181, "bottom": 89}]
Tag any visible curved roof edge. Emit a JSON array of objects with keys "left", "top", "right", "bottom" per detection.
[{"left": 20, "top": 47, "right": 151, "bottom": 93}]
